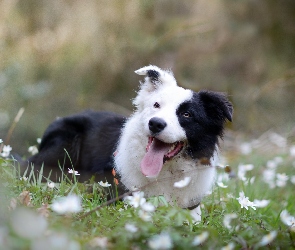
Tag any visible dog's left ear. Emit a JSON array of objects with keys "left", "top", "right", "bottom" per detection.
[
  {"left": 135, "top": 66, "right": 161, "bottom": 84},
  {"left": 199, "top": 90, "right": 233, "bottom": 122},
  {"left": 135, "top": 65, "right": 177, "bottom": 91},
  {"left": 133, "top": 65, "right": 178, "bottom": 109}
]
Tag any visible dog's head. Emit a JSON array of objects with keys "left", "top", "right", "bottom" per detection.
[{"left": 133, "top": 65, "right": 233, "bottom": 178}]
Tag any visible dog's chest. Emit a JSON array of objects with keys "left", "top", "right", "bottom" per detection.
[
  {"left": 141, "top": 159, "right": 215, "bottom": 208},
  {"left": 116, "top": 150, "right": 215, "bottom": 208}
]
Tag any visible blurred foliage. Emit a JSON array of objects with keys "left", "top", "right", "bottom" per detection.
[{"left": 0, "top": 0, "right": 295, "bottom": 154}]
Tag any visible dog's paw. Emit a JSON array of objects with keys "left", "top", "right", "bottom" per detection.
[{"left": 190, "top": 206, "right": 202, "bottom": 224}]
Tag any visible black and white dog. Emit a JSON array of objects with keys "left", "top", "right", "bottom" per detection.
[{"left": 27, "top": 65, "right": 232, "bottom": 212}]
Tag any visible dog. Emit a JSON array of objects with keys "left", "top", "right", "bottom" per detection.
[{"left": 26, "top": 65, "right": 233, "bottom": 212}]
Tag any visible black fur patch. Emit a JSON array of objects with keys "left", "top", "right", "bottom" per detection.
[
  {"left": 176, "top": 91, "right": 232, "bottom": 160},
  {"left": 147, "top": 69, "right": 160, "bottom": 82},
  {"left": 28, "top": 111, "right": 126, "bottom": 173}
]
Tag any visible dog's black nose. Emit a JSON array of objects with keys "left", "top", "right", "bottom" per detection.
[{"left": 149, "top": 117, "right": 167, "bottom": 134}]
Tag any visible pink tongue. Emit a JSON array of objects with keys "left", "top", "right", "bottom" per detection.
[{"left": 141, "top": 139, "right": 171, "bottom": 178}]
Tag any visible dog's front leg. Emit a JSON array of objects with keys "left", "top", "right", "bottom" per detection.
[{"left": 190, "top": 205, "right": 202, "bottom": 223}]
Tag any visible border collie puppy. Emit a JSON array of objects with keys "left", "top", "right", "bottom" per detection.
[
  {"left": 27, "top": 65, "right": 232, "bottom": 210},
  {"left": 115, "top": 65, "right": 232, "bottom": 209}
]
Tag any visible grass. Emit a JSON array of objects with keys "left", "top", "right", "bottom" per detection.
[{"left": 0, "top": 149, "right": 295, "bottom": 249}]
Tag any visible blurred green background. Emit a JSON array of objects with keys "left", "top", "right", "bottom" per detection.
[{"left": 0, "top": 0, "right": 295, "bottom": 155}]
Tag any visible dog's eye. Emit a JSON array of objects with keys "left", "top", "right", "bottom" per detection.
[
  {"left": 153, "top": 102, "right": 160, "bottom": 108},
  {"left": 182, "top": 112, "right": 192, "bottom": 118}
]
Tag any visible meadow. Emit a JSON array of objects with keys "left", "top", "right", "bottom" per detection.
[
  {"left": 0, "top": 134, "right": 295, "bottom": 250},
  {"left": 1, "top": 1, "right": 295, "bottom": 249}
]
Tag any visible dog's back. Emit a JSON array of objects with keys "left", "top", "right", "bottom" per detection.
[{"left": 27, "top": 111, "right": 126, "bottom": 176}]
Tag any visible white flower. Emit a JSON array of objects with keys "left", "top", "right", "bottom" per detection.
[
  {"left": 276, "top": 173, "right": 289, "bottom": 187},
  {"left": 238, "top": 164, "right": 254, "bottom": 182},
  {"left": 240, "top": 142, "right": 252, "bottom": 155},
  {"left": 280, "top": 210, "right": 295, "bottom": 227},
  {"left": 0, "top": 227, "right": 8, "bottom": 246},
  {"left": 1, "top": 145, "right": 12, "bottom": 158},
  {"left": 98, "top": 181, "right": 111, "bottom": 187},
  {"left": 124, "top": 223, "right": 138, "bottom": 233},
  {"left": 221, "top": 242, "right": 235, "bottom": 250},
  {"left": 31, "top": 233, "right": 80, "bottom": 250},
  {"left": 89, "top": 237, "right": 108, "bottom": 248},
  {"left": 236, "top": 192, "right": 256, "bottom": 210},
  {"left": 130, "top": 186, "right": 139, "bottom": 192},
  {"left": 257, "top": 231, "right": 277, "bottom": 247},
  {"left": 28, "top": 145, "right": 38, "bottom": 155},
  {"left": 192, "top": 231, "right": 209, "bottom": 246},
  {"left": 141, "top": 202, "right": 155, "bottom": 212},
  {"left": 266, "top": 160, "right": 277, "bottom": 169},
  {"left": 20, "top": 176, "right": 28, "bottom": 181},
  {"left": 37, "top": 138, "right": 42, "bottom": 144},
  {"left": 148, "top": 232, "right": 173, "bottom": 250},
  {"left": 124, "top": 191, "right": 146, "bottom": 208},
  {"left": 173, "top": 176, "right": 191, "bottom": 188},
  {"left": 291, "top": 176, "right": 295, "bottom": 184},
  {"left": 262, "top": 168, "right": 276, "bottom": 189},
  {"left": 248, "top": 176, "right": 255, "bottom": 185},
  {"left": 47, "top": 182, "right": 55, "bottom": 189},
  {"left": 223, "top": 213, "right": 238, "bottom": 229},
  {"left": 217, "top": 172, "right": 229, "bottom": 183},
  {"left": 68, "top": 168, "right": 80, "bottom": 176},
  {"left": 216, "top": 163, "right": 226, "bottom": 168},
  {"left": 273, "top": 156, "right": 283, "bottom": 165},
  {"left": 263, "top": 168, "right": 276, "bottom": 181},
  {"left": 227, "top": 193, "right": 235, "bottom": 199},
  {"left": 51, "top": 194, "right": 82, "bottom": 214},
  {"left": 290, "top": 145, "right": 295, "bottom": 157},
  {"left": 205, "top": 190, "right": 212, "bottom": 195},
  {"left": 253, "top": 199, "right": 270, "bottom": 208},
  {"left": 217, "top": 182, "right": 228, "bottom": 188},
  {"left": 138, "top": 209, "right": 152, "bottom": 221},
  {"left": 0, "top": 139, "right": 3, "bottom": 144},
  {"left": 11, "top": 208, "right": 48, "bottom": 239},
  {"left": 239, "top": 164, "right": 254, "bottom": 172}
]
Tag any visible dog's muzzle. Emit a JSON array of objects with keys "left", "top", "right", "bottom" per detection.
[{"left": 148, "top": 117, "right": 167, "bottom": 134}]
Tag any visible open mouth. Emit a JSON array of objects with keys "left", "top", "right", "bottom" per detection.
[{"left": 140, "top": 137, "right": 184, "bottom": 178}]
